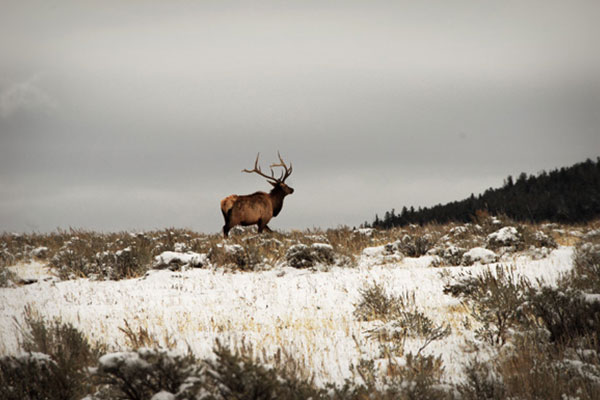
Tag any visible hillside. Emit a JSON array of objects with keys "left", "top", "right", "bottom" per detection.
[
  {"left": 371, "top": 157, "right": 600, "bottom": 228},
  {"left": 1, "top": 220, "right": 600, "bottom": 398}
]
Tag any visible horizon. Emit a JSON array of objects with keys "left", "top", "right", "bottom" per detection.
[
  {"left": 2, "top": 1, "right": 599, "bottom": 234},
  {"left": 3, "top": 156, "right": 597, "bottom": 234}
]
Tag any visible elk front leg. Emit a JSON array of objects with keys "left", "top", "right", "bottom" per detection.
[
  {"left": 257, "top": 219, "right": 273, "bottom": 234},
  {"left": 263, "top": 225, "right": 273, "bottom": 233}
]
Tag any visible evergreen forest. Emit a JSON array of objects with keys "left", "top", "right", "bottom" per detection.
[{"left": 370, "top": 157, "right": 600, "bottom": 228}]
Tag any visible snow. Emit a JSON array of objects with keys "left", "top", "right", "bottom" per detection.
[
  {"left": 31, "top": 246, "right": 48, "bottom": 257},
  {"left": 151, "top": 391, "right": 175, "bottom": 400},
  {"left": 7, "top": 260, "right": 56, "bottom": 283},
  {"left": 0, "top": 246, "right": 575, "bottom": 387},
  {"left": 312, "top": 243, "right": 334, "bottom": 252},
  {"left": 98, "top": 351, "right": 150, "bottom": 372},
  {"left": 20, "top": 351, "right": 54, "bottom": 365},
  {"left": 360, "top": 243, "right": 403, "bottom": 265},
  {"left": 355, "top": 228, "right": 374, "bottom": 237},
  {"left": 224, "top": 244, "right": 244, "bottom": 255},
  {"left": 582, "top": 293, "right": 600, "bottom": 304}
]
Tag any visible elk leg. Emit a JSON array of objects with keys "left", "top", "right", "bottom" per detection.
[
  {"left": 257, "top": 219, "right": 272, "bottom": 234},
  {"left": 222, "top": 209, "right": 232, "bottom": 238}
]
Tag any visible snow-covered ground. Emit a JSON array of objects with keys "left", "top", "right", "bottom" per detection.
[{"left": 0, "top": 246, "right": 574, "bottom": 386}]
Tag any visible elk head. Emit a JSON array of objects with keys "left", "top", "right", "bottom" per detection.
[{"left": 242, "top": 152, "right": 294, "bottom": 197}]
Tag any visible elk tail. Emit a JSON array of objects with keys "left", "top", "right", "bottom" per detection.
[{"left": 220, "top": 196, "right": 237, "bottom": 222}]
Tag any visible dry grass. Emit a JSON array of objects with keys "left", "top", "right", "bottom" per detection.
[
  {"left": 3, "top": 218, "right": 599, "bottom": 398},
  {"left": 3, "top": 218, "right": 599, "bottom": 277}
]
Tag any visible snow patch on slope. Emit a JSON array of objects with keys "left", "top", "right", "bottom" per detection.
[{"left": 0, "top": 247, "right": 575, "bottom": 386}]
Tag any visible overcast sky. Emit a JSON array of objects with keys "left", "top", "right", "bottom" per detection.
[{"left": 1, "top": 0, "right": 599, "bottom": 233}]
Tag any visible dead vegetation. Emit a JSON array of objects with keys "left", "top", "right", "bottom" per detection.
[
  {"left": 1, "top": 218, "right": 599, "bottom": 399},
  {"left": 3, "top": 215, "right": 594, "bottom": 281}
]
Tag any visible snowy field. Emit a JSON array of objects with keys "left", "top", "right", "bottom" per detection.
[{"left": 0, "top": 245, "right": 574, "bottom": 386}]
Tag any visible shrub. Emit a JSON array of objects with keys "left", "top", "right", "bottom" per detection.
[
  {"left": 0, "top": 307, "right": 106, "bottom": 400},
  {"left": 459, "top": 335, "right": 600, "bottom": 400},
  {"left": 203, "top": 341, "right": 324, "bottom": 400},
  {"left": 524, "top": 287, "right": 600, "bottom": 346},
  {"left": 569, "top": 232, "right": 600, "bottom": 292},
  {"left": 19, "top": 309, "right": 105, "bottom": 366},
  {"left": 457, "top": 360, "right": 506, "bottom": 400},
  {"left": 461, "top": 247, "right": 498, "bottom": 266},
  {"left": 93, "top": 348, "right": 202, "bottom": 400},
  {"left": 0, "top": 352, "right": 71, "bottom": 400},
  {"left": 208, "top": 242, "right": 265, "bottom": 271},
  {"left": 457, "top": 229, "right": 600, "bottom": 400},
  {"left": 439, "top": 245, "right": 467, "bottom": 266},
  {"left": 0, "top": 267, "right": 18, "bottom": 288},
  {"left": 286, "top": 243, "right": 337, "bottom": 269},
  {"left": 119, "top": 319, "right": 176, "bottom": 350},
  {"left": 354, "top": 282, "right": 408, "bottom": 322},
  {"left": 347, "top": 352, "right": 449, "bottom": 400},
  {"left": 396, "top": 234, "right": 435, "bottom": 257},
  {"left": 444, "top": 266, "right": 530, "bottom": 346},
  {"left": 356, "top": 283, "right": 450, "bottom": 356},
  {"left": 486, "top": 226, "right": 522, "bottom": 251},
  {"left": 52, "top": 233, "right": 154, "bottom": 280}
]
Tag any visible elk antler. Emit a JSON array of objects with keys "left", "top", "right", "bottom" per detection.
[
  {"left": 242, "top": 152, "right": 293, "bottom": 183},
  {"left": 242, "top": 153, "right": 279, "bottom": 183},
  {"left": 270, "top": 151, "right": 293, "bottom": 182}
]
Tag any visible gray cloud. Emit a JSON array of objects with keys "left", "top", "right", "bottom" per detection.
[
  {"left": 1, "top": 0, "right": 599, "bottom": 233},
  {"left": 0, "top": 74, "right": 57, "bottom": 119}
]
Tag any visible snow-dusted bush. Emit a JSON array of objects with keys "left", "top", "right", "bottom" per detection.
[
  {"left": 532, "top": 230, "right": 557, "bottom": 249},
  {"left": 0, "top": 267, "right": 18, "bottom": 288},
  {"left": 0, "top": 310, "right": 105, "bottom": 400},
  {"left": 355, "top": 282, "right": 451, "bottom": 356},
  {"left": 569, "top": 233, "right": 600, "bottom": 292},
  {"left": 458, "top": 333, "right": 600, "bottom": 400},
  {"left": 31, "top": 246, "right": 49, "bottom": 258},
  {"left": 153, "top": 251, "right": 209, "bottom": 270},
  {"left": 348, "top": 352, "right": 448, "bottom": 399},
  {"left": 354, "top": 282, "right": 405, "bottom": 322},
  {"left": 525, "top": 286, "right": 600, "bottom": 344},
  {"left": 208, "top": 242, "right": 264, "bottom": 271},
  {"left": 50, "top": 233, "right": 155, "bottom": 280},
  {"left": 443, "top": 245, "right": 467, "bottom": 266},
  {"left": 0, "top": 352, "right": 69, "bottom": 400},
  {"left": 20, "top": 310, "right": 106, "bottom": 370},
  {"left": 94, "top": 348, "right": 202, "bottom": 400},
  {"left": 457, "top": 360, "right": 506, "bottom": 400},
  {"left": 444, "top": 266, "right": 530, "bottom": 346},
  {"left": 396, "top": 234, "right": 435, "bottom": 257},
  {"left": 202, "top": 342, "right": 323, "bottom": 400},
  {"left": 94, "top": 342, "right": 330, "bottom": 400},
  {"left": 462, "top": 247, "right": 498, "bottom": 266},
  {"left": 360, "top": 242, "right": 404, "bottom": 265},
  {"left": 285, "top": 243, "right": 336, "bottom": 269},
  {"left": 486, "top": 226, "right": 522, "bottom": 249},
  {"left": 355, "top": 227, "right": 374, "bottom": 237}
]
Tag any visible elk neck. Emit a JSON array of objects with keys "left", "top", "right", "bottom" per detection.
[{"left": 268, "top": 185, "right": 287, "bottom": 217}]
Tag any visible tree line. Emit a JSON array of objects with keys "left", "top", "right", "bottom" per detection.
[{"left": 369, "top": 157, "right": 600, "bottom": 228}]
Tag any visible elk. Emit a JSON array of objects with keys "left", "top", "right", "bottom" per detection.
[{"left": 220, "top": 152, "right": 294, "bottom": 237}]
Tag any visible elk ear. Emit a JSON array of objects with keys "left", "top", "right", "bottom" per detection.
[{"left": 268, "top": 181, "right": 277, "bottom": 187}]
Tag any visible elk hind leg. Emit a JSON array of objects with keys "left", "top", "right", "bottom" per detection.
[{"left": 222, "top": 208, "right": 233, "bottom": 238}]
